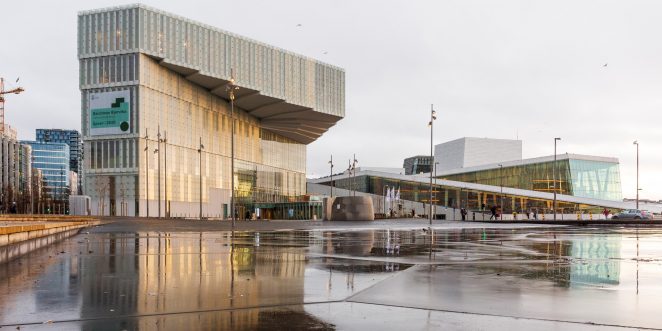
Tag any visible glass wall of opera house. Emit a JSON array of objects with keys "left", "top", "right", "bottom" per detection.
[{"left": 78, "top": 5, "right": 344, "bottom": 217}]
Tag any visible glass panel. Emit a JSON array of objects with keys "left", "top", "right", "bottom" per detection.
[{"left": 569, "top": 159, "right": 623, "bottom": 201}]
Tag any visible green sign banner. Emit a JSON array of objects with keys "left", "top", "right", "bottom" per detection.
[{"left": 89, "top": 90, "right": 131, "bottom": 135}]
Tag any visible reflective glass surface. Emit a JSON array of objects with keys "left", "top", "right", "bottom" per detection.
[
  {"left": 569, "top": 159, "right": 622, "bottom": 201},
  {"left": 442, "top": 159, "right": 623, "bottom": 202},
  {"left": 327, "top": 174, "right": 616, "bottom": 215},
  {"left": 22, "top": 141, "right": 70, "bottom": 198},
  {"left": 442, "top": 160, "right": 572, "bottom": 196},
  {"left": 81, "top": 55, "right": 308, "bottom": 217}
]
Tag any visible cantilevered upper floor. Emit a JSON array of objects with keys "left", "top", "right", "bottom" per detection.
[{"left": 77, "top": 4, "right": 345, "bottom": 144}]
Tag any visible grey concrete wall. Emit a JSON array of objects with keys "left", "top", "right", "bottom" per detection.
[{"left": 325, "top": 196, "right": 374, "bottom": 221}]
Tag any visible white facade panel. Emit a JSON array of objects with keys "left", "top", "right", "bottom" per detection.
[
  {"left": 435, "top": 137, "right": 522, "bottom": 172},
  {"left": 434, "top": 138, "right": 466, "bottom": 172},
  {"left": 463, "top": 138, "right": 522, "bottom": 168}
]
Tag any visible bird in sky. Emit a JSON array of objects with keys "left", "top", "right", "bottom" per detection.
[
  {"left": 296, "top": 23, "right": 302, "bottom": 27},
  {"left": 603, "top": 63, "right": 608, "bottom": 67},
  {"left": 323, "top": 51, "right": 328, "bottom": 54}
]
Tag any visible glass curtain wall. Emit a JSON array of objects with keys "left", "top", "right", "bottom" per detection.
[
  {"left": 137, "top": 55, "right": 307, "bottom": 206},
  {"left": 569, "top": 160, "right": 622, "bottom": 201},
  {"left": 327, "top": 175, "right": 612, "bottom": 214},
  {"left": 441, "top": 160, "right": 572, "bottom": 196},
  {"left": 441, "top": 159, "right": 623, "bottom": 202},
  {"left": 24, "top": 142, "right": 70, "bottom": 200}
]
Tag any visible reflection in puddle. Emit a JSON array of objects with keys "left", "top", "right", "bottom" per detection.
[
  {"left": 1, "top": 226, "right": 662, "bottom": 329},
  {"left": 0, "top": 230, "right": 409, "bottom": 327}
]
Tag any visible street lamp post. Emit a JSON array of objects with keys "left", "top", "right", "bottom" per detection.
[
  {"left": 144, "top": 129, "right": 149, "bottom": 218},
  {"left": 198, "top": 137, "right": 204, "bottom": 220},
  {"left": 351, "top": 154, "right": 358, "bottom": 197},
  {"left": 553, "top": 137, "right": 561, "bottom": 220},
  {"left": 162, "top": 131, "right": 168, "bottom": 217},
  {"left": 382, "top": 184, "right": 389, "bottom": 216},
  {"left": 498, "top": 164, "right": 503, "bottom": 220},
  {"left": 226, "top": 69, "right": 239, "bottom": 227},
  {"left": 434, "top": 161, "right": 439, "bottom": 219},
  {"left": 345, "top": 160, "right": 354, "bottom": 195},
  {"left": 156, "top": 126, "right": 161, "bottom": 218},
  {"left": 633, "top": 140, "right": 639, "bottom": 209},
  {"left": 428, "top": 104, "right": 436, "bottom": 226},
  {"left": 59, "top": 166, "right": 64, "bottom": 214},
  {"left": 328, "top": 155, "right": 334, "bottom": 197}
]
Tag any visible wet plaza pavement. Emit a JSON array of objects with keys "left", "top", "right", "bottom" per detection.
[{"left": 1, "top": 220, "right": 662, "bottom": 330}]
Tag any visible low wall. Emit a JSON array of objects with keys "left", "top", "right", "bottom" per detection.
[
  {"left": 0, "top": 227, "right": 86, "bottom": 264},
  {"left": 0, "top": 221, "right": 97, "bottom": 247},
  {"left": 0, "top": 216, "right": 99, "bottom": 264}
]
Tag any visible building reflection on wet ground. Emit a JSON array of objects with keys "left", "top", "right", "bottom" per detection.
[{"left": 1, "top": 223, "right": 661, "bottom": 330}]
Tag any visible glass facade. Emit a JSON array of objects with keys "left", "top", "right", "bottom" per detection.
[
  {"left": 569, "top": 159, "right": 622, "bottom": 201},
  {"left": 35, "top": 129, "right": 82, "bottom": 194},
  {"left": 77, "top": 5, "right": 344, "bottom": 118},
  {"left": 22, "top": 142, "right": 70, "bottom": 200},
  {"left": 78, "top": 5, "right": 344, "bottom": 217},
  {"left": 325, "top": 174, "right": 618, "bottom": 215},
  {"left": 441, "top": 159, "right": 622, "bottom": 201},
  {"left": 403, "top": 155, "right": 433, "bottom": 175}
]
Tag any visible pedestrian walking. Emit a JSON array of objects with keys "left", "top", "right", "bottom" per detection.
[
  {"left": 461, "top": 208, "right": 467, "bottom": 221},
  {"left": 490, "top": 206, "right": 497, "bottom": 220}
]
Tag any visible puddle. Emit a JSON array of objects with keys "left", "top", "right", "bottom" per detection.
[{"left": 2, "top": 225, "right": 662, "bottom": 329}]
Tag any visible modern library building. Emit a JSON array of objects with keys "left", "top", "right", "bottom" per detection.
[{"left": 78, "top": 5, "right": 344, "bottom": 217}]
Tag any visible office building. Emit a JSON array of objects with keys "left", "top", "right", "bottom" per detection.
[
  {"left": 22, "top": 142, "right": 70, "bottom": 200},
  {"left": 0, "top": 134, "right": 20, "bottom": 212},
  {"left": 3, "top": 124, "right": 17, "bottom": 140},
  {"left": 36, "top": 129, "right": 82, "bottom": 193},
  {"left": 17, "top": 144, "right": 32, "bottom": 213},
  {"left": 78, "top": 5, "right": 345, "bottom": 217},
  {"left": 403, "top": 155, "right": 433, "bottom": 175}
]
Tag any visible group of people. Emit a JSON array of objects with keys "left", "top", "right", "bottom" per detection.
[{"left": 486, "top": 205, "right": 540, "bottom": 220}]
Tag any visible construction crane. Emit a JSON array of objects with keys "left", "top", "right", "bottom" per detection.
[{"left": 0, "top": 77, "right": 25, "bottom": 137}]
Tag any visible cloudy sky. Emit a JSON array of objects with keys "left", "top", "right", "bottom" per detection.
[{"left": 1, "top": 0, "right": 660, "bottom": 200}]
